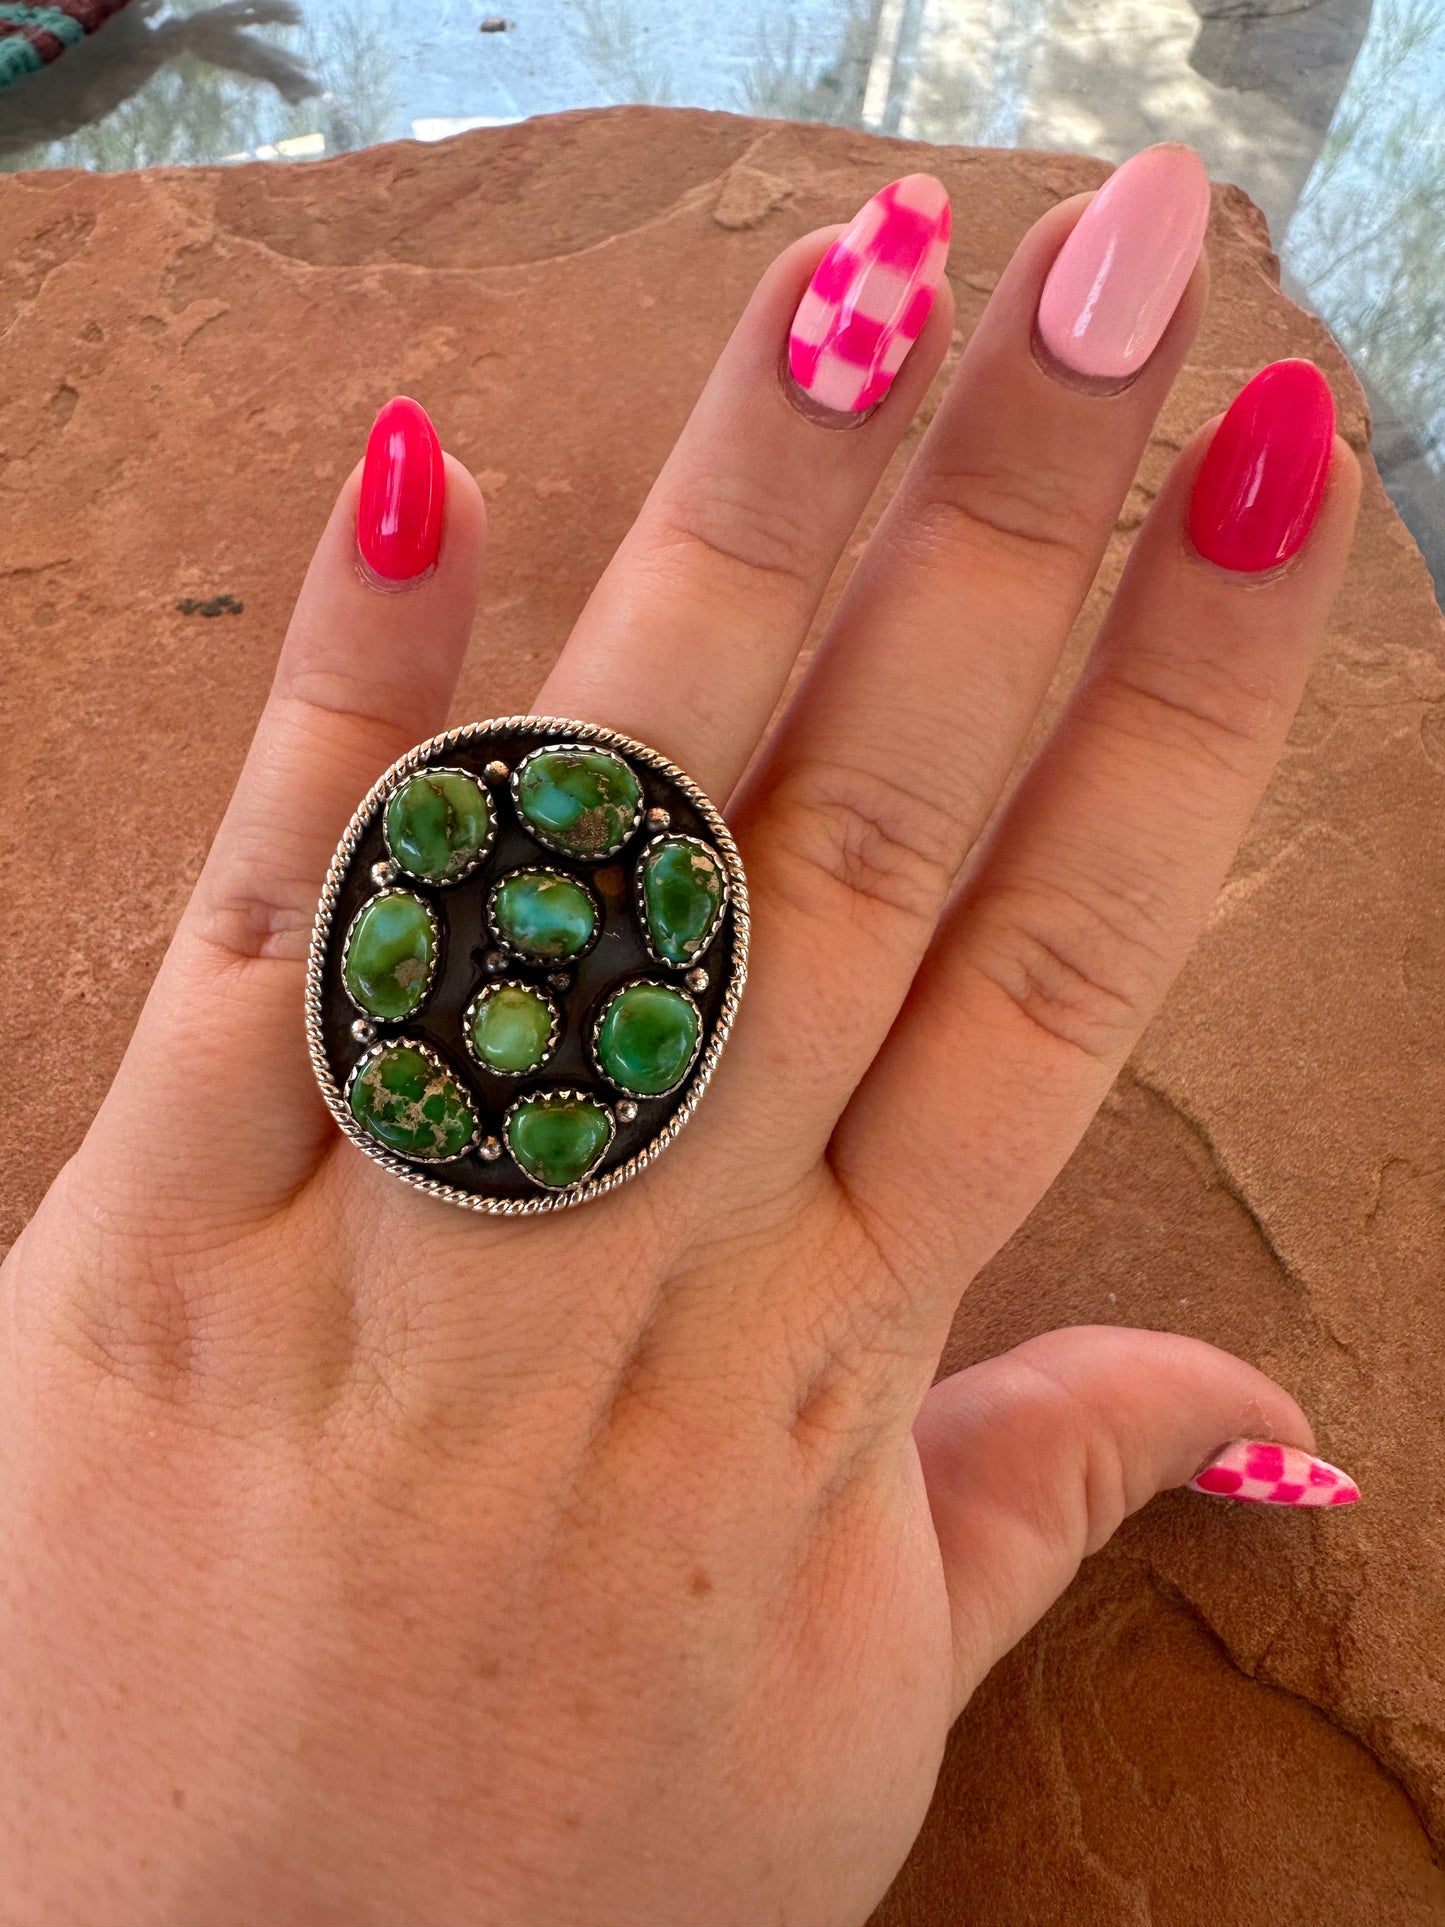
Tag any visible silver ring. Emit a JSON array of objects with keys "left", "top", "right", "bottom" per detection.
[{"left": 306, "top": 717, "right": 749, "bottom": 1212}]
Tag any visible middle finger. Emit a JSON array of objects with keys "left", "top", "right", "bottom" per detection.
[{"left": 535, "top": 177, "right": 956, "bottom": 802}]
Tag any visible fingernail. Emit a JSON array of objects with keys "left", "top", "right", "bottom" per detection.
[
  {"left": 787, "top": 174, "right": 951, "bottom": 420},
  {"left": 357, "top": 396, "right": 445, "bottom": 584},
  {"left": 1186, "top": 359, "right": 1335, "bottom": 574},
  {"left": 1036, "top": 143, "right": 1210, "bottom": 385},
  {"left": 1189, "top": 1440, "right": 1360, "bottom": 1507}
]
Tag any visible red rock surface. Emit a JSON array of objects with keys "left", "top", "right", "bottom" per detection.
[{"left": 1, "top": 108, "right": 1441, "bottom": 1922}]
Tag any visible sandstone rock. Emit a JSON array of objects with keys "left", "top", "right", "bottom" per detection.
[{"left": 0, "top": 107, "right": 1440, "bottom": 1923}]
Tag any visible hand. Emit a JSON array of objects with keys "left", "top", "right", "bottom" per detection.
[{"left": 1, "top": 152, "right": 1361, "bottom": 1926}]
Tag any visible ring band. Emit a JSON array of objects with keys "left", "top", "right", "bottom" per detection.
[{"left": 306, "top": 718, "right": 749, "bottom": 1211}]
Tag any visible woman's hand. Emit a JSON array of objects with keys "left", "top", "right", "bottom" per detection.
[{"left": 1, "top": 150, "right": 1361, "bottom": 1926}]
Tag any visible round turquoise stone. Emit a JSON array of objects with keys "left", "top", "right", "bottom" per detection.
[
  {"left": 349, "top": 1042, "right": 476, "bottom": 1161},
  {"left": 506, "top": 1092, "right": 614, "bottom": 1189},
  {"left": 343, "top": 891, "right": 435, "bottom": 1021},
  {"left": 467, "top": 983, "right": 556, "bottom": 1074},
  {"left": 385, "top": 768, "right": 492, "bottom": 882},
  {"left": 594, "top": 981, "right": 700, "bottom": 1097},
  {"left": 640, "top": 836, "right": 727, "bottom": 965},
  {"left": 490, "top": 869, "right": 597, "bottom": 961},
  {"left": 514, "top": 746, "right": 641, "bottom": 858}
]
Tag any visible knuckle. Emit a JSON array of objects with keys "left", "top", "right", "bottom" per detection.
[
  {"left": 1093, "top": 650, "right": 1281, "bottom": 780},
  {"left": 646, "top": 481, "right": 820, "bottom": 597},
  {"left": 988, "top": 1346, "right": 1131, "bottom": 1556},
  {"left": 967, "top": 878, "right": 1171, "bottom": 1062},
  {"left": 766, "top": 756, "right": 962, "bottom": 932},
  {"left": 189, "top": 882, "right": 313, "bottom": 966},
  {"left": 904, "top": 456, "right": 1098, "bottom": 580},
  {"left": 274, "top": 670, "right": 430, "bottom": 752}
]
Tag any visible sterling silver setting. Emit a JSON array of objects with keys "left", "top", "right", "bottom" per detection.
[
  {"left": 382, "top": 763, "right": 498, "bottom": 886},
  {"left": 590, "top": 978, "right": 705, "bottom": 1100},
  {"left": 463, "top": 979, "right": 563, "bottom": 1077},
  {"left": 502, "top": 1087, "right": 618, "bottom": 1192},
  {"left": 484, "top": 865, "right": 603, "bottom": 965},
  {"left": 339, "top": 886, "right": 441, "bottom": 1022},
  {"left": 343, "top": 1036, "right": 481, "bottom": 1165},
  {"left": 306, "top": 717, "right": 750, "bottom": 1214},
  {"left": 509, "top": 742, "right": 646, "bottom": 861},
  {"left": 633, "top": 832, "right": 730, "bottom": 968}
]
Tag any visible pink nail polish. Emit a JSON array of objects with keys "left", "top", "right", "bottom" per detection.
[
  {"left": 1189, "top": 1440, "right": 1360, "bottom": 1508},
  {"left": 357, "top": 396, "right": 445, "bottom": 584},
  {"left": 787, "top": 174, "right": 951, "bottom": 418},
  {"left": 1036, "top": 144, "right": 1210, "bottom": 385},
  {"left": 1187, "top": 360, "right": 1335, "bottom": 574}
]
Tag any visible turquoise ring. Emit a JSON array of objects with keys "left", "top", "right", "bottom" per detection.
[{"left": 306, "top": 719, "right": 748, "bottom": 1211}]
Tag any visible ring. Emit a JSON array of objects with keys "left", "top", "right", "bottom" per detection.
[{"left": 306, "top": 718, "right": 749, "bottom": 1211}]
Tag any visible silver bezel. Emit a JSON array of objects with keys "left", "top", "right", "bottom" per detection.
[
  {"left": 633, "top": 831, "right": 730, "bottom": 969},
  {"left": 463, "top": 978, "right": 562, "bottom": 1078},
  {"left": 306, "top": 717, "right": 749, "bottom": 1214},
  {"left": 382, "top": 764, "right": 498, "bottom": 887},
  {"left": 502, "top": 1087, "right": 617, "bottom": 1192},
  {"left": 591, "top": 978, "right": 704, "bottom": 1100},
  {"left": 509, "top": 742, "right": 646, "bottom": 860},
  {"left": 339, "top": 886, "right": 441, "bottom": 1022},
  {"left": 343, "top": 1036, "right": 480, "bottom": 1165},
  {"left": 485, "top": 864, "right": 602, "bottom": 965}
]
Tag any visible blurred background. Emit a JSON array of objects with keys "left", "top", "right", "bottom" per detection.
[{"left": 2, "top": 0, "right": 1441, "bottom": 596}]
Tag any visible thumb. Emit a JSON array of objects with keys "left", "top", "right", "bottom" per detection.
[{"left": 914, "top": 1325, "right": 1360, "bottom": 1712}]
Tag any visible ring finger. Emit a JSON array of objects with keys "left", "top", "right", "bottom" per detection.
[{"left": 535, "top": 176, "right": 956, "bottom": 803}]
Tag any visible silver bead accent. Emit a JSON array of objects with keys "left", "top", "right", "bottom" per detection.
[
  {"left": 350, "top": 1017, "right": 376, "bottom": 1045},
  {"left": 685, "top": 967, "right": 709, "bottom": 993},
  {"left": 485, "top": 760, "right": 510, "bottom": 783},
  {"left": 646, "top": 807, "right": 671, "bottom": 829},
  {"left": 548, "top": 970, "right": 572, "bottom": 991},
  {"left": 616, "top": 1099, "right": 639, "bottom": 1123},
  {"left": 370, "top": 857, "right": 399, "bottom": 887},
  {"left": 483, "top": 948, "right": 508, "bottom": 974},
  {"left": 478, "top": 1136, "right": 502, "bottom": 1162}
]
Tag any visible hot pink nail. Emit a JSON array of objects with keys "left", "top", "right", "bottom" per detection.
[
  {"left": 787, "top": 174, "right": 951, "bottom": 418},
  {"left": 357, "top": 396, "right": 445, "bottom": 584},
  {"left": 1189, "top": 1440, "right": 1360, "bottom": 1508},
  {"left": 1036, "top": 144, "right": 1210, "bottom": 384}
]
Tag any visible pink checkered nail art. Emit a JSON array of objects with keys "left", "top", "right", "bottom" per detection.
[
  {"left": 787, "top": 174, "right": 951, "bottom": 417},
  {"left": 1189, "top": 1440, "right": 1360, "bottom": 1508}
]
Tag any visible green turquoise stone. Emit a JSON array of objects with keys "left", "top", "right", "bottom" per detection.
[
  {"left": 640, "top": 837, "right": 726, "bottom": 965},
  {"left": 468, "top": 983, "right": 555, "bottom": 1074},
  {"left": 514, "top": 747, "right": 641, "bottom": 858},
  {"left": 343, "top": 891, "right": 435, "bottom": 1020},
  {"left": 491, "top": 869, "right": 597, "bottom": 961},
  {"left": 594, "top": 981, "right": 700, "bottom": 1097},
  {"left": 349, "top": 1042, "right": 476, "bottom": 1161},
  {"left": 385, "top": 768, "right": 492, "bottom": 881},
  {"left": 506, "top": 1092, "right": 614, "bottom": 1189}
]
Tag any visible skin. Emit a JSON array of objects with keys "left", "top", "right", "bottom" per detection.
[{"left": 0, "top": 192, "right": 1360, "bottom": 1926}]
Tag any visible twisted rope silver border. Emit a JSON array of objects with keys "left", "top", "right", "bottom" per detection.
[{"left": 305, "top": 717, "right": 750, "bottom": 1214}]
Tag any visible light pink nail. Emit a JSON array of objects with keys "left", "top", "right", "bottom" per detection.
[
  {"left": 1189, "top": 1440, "right": 1360, "bottom": 1508},
  {"left": 1036, "top": 143, "right": 1210, "bottom": 384},
  {"left": 787, "top": 174, "right": 951, "bottom": 418}
]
